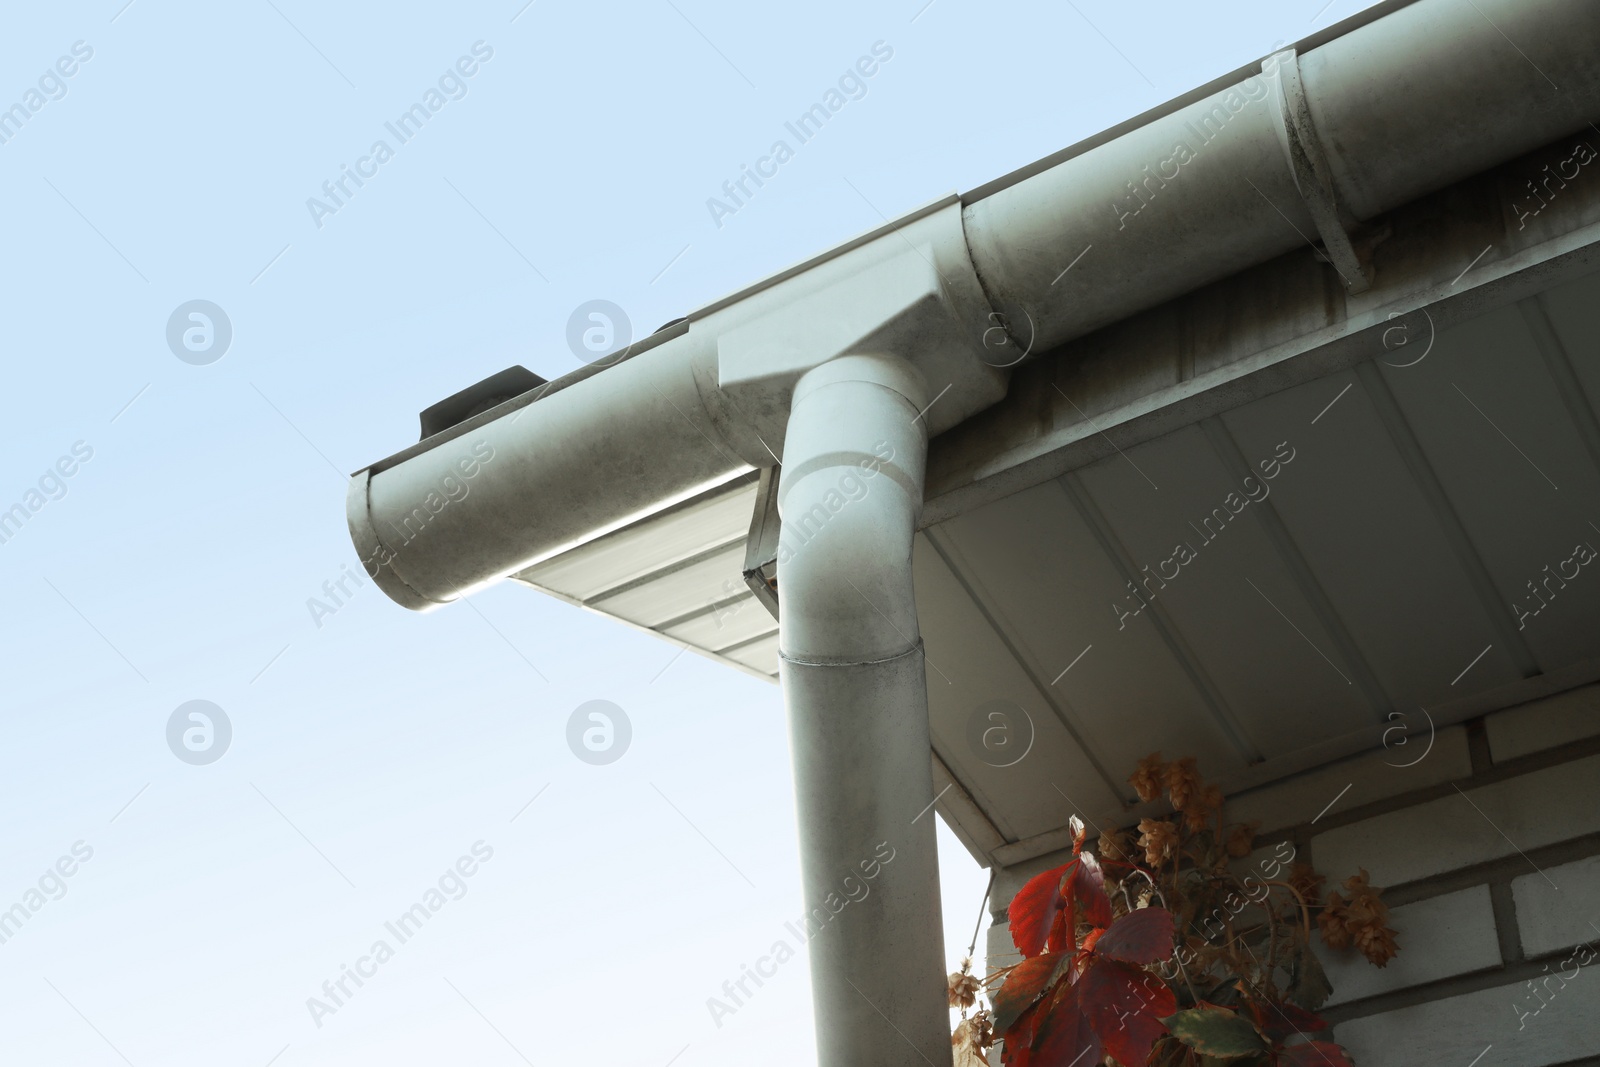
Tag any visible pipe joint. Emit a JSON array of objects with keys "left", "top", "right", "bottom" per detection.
[
  {"left": 712, "top": 201, "right": 1009, "bottom": 458},
  {"left": 777, "top": 352, "right": 928, "bottom": 664}
]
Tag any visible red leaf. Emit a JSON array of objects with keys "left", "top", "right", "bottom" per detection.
[
  {"left": 1079, "top": 959, "right": 1176, "bottom": 1066},
  {"left": 1086, "top": 959, "right": 1177, "bottom": 1019},
  {"left": 1009, "top": 864, "right": 1070, "bottom": 958},
  {"left": 1067, "top": 852, "right": 1115, "bottom": 929},
  {"left": 1002, "top": 998, "right": 1046, "bottom": 1067},
  {"left": 993, "top": 952, "right": 1067, "bottom": 1036},
  {"left": 1046, "top": 905, "right": 1072, "bottom": 954},
  {"left": 1031, "top": 978, "right": 1101, "bottom": 1067},
  {"left": 1094, "top": 907, "right": 1176, "bottom": 964},
  {"left": 1278, "top": 1041, "right": 1355, "bottom": 1067}
]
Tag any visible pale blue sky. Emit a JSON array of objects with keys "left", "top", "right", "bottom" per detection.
[{"left": 0, "top": 2, "right": 1380, "bottom": 1064}]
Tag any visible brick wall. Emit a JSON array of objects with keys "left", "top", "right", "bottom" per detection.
[{"left": 983, "top": 683, "right": 1600, "bottom": 1066}]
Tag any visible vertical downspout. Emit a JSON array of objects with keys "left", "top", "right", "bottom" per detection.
[{"left": 777, "top": 355, "right": 951, "bottom": 1067}]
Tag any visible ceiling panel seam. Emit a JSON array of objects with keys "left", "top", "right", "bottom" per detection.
[
  {"left": 1352, "top": 361, "right": 1543, "bottom": 677},
  {"left": 650, "top": 590, "right": 762, "bottom": 636},
  {"left": 1056, "top": 473, "right": 1266, "bottom": 765},
  {"left": 922, "top": 524, "right": 1127, "bottom": 803},
  {"left": 583, "top": 534, "right": 748, "bottom": 606},
  {"left": 710, "top": 626, "right": 782, "bottom": 657},
  {"left": 1199, "top": 415, "right": 1395, "bottom": 724},
  {"left": 1518, "top": 295, "right": 1600, "bottom": 481},
  {"left": 508, "top": 576, "right": 779, "bottom": 683}
]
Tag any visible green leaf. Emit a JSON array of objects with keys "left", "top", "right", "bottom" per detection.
[
  {"left": 1287, "top": 940, "right": 1333, "bottom": 1011},
  {"left": 1164, "top": 1006, "right": 1269, "bottom": 1058}
]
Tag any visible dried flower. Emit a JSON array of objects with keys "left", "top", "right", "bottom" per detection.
[
  {"left": 1165, "top": 757, "right": 1203, "bottom": 812},
  {"left": 1130, "top": 752, "right": 1166, "bottom": 802},
  {"left": 1097, "top": 828, "right": 1133, "bottom": 865},
  {"left": 1224, "top": 821, "right": 1259, "bottom": 858},
  {"left": 1318, "top": 890, "right": 1351, "bottom": 950},
  {"left": 952, "top": 1012, "right": 994, "bottom": 1067},
  {"left": 1341, "top": 867, "right": 1379, "bottom": 897},
  {"left": 1338, "top": 869, "right": 1400, "bottom": 967},
  {"left": 1138, "top": 817, "right": 1180, "bottom": 867},
  {"left": 1288, "top": 862, "right": 1325, "bottom": 906},
  {"left": 948, "top": 969, "right": 981, "bottom": 1010},
  {"left": 1179, "top": 784, "right": 1224, "bottom": 833},
  {"left": 1353, "top": 922, "right": 1399, "bottom": 967}
]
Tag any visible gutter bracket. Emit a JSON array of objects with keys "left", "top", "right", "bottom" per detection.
[
  {"left": 742, "top": 465, "right": 781, "bottom": 621},
  {"left": 1267, "top": 48, "right": 1373, "bottom": 294}
]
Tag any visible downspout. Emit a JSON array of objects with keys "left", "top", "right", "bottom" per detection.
[{"left": 777, "top": 355, "right": 947, "bottom": 1067}]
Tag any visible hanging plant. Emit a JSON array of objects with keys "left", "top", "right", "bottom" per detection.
[{"left": 950, "top": 753, "right": 1400, "bottom": 1066}]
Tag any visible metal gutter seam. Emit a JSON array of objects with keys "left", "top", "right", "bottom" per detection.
[
  {"left": 1268, "top": 47, "right": 1372, "bottom": 291},
  {"left": 778, "top": 640, "right": 927, "bottom": 671}
]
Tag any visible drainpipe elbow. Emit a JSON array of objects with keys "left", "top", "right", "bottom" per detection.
[{"left": 776, "top": 355, "right": 930, "bottom": 664}]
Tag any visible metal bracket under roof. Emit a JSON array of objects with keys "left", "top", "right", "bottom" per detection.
[
  {"left": 1267, "top": 49, "right": 1373, "bottom": 294},
  {"left": 742, "top": 466, "right": 781, "bottom": 621}
]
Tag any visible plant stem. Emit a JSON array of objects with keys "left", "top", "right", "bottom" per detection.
[{"left": 1263, "top": 879, "right": 1312, "bottom": 942}]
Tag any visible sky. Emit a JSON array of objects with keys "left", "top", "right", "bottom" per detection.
[{"left": 0, "top": 1, "right": 1384, "bottom": 1064}]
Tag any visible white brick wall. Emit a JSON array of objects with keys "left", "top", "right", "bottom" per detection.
[
  {"left": 1317, "top": 885, "right": 1501, "bottom": 1007},
  {"left": 986, "top": 921, "right": 1021, "bottom": 975},
  {"left": 1226, "top": 726, "right": 1472, "bottom": 835},
  {"left": 1486, "top": 683, "right": 1600, "bottom": 762},
  {"left": 1514, "top": 855, "right": 1600, "bottom": 958},
  {"left": 1335, "top": 972, "right": 1600, "bottom": 1066},
  {"left": 1313, "top": 754, "right": 1600, "bottom": 887}
]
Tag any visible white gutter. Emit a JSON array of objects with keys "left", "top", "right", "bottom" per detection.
[
  {"left": 350, "top": 0, "right": 1600, "bottom": 612},
  {"left": 346, "top": 1, "right": 1600, "bottom": 1062},
  {"left": 961, "top": 0, "right": 1600, "bottom": 349}
]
